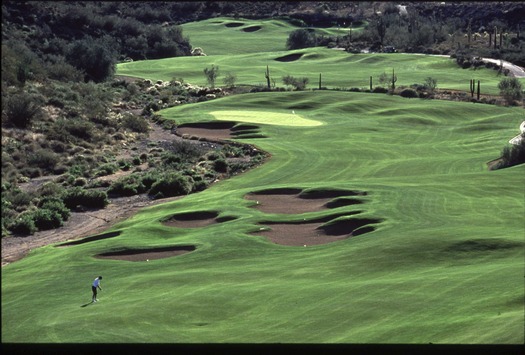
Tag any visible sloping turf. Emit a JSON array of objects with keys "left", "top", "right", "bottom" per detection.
[{"left": 2, "top": 18, "right": 524, "bottom": 344}]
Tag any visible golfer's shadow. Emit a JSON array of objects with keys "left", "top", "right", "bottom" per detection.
[{"left": 80, "top": 301, "right": 95, "bottom": 308}]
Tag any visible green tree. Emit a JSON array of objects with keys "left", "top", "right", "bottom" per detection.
[
  {"left": 66, "top": 37, "right": 116, "bottom": 82},
  {"left": 223, "top": 72, "right": 237, "bottom": 88},
  {"left": 204, "top": 65, "right": 219, "bottom": 88},
  {"left": 286, "top": 29, "right": 317, "bottom": 50}
]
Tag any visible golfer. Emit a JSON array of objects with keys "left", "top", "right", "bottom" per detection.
[{"left": 91, "top": 276, "right": 103, "bottom": 302}]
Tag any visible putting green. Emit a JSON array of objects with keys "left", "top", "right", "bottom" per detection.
[{"left": 210, "top": 110, "right": 323, "bottom": 126}]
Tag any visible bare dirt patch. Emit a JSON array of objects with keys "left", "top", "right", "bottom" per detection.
[{"left": 95, "top": 245, "right": 196, "bottom": 262}]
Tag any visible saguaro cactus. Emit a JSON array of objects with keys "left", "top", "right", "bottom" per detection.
[
  {"left": 319, "top": 73, "right": 322, "bottom": 90},
  {"left": 477, "top": 80, "right": 480, "bottom": 100},
  {"left": 370, "top": 76, "right": 373, "bottom": 91},
  {"left": 391, "top": 68, "right": 397, "bottom": 93},
  {"left": 265, "top": 65, "right": 271, "bottom": 89},
  {"left": 470, "top": 79, "right": 475, "bottom": 97}
]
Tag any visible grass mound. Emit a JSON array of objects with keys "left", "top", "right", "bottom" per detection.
[{"left": 56, "top": 231, "right": 121, "bottom": 247}]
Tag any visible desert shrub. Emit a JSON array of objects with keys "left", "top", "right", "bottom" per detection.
[
  {"left": 122, "top": 113, "right": 149, "bottom": 133},
  {"left": 223, "top": 72, "right": 237, "bottom": 88},
  {"left": 495, "top": 135, "right": 525, "bottom": 169},
  {"left": 39, "top": 197, "right": 70, "bottom": 221},
  {"left": 66, "top": 37, "right": 116, "bottom": 82},
  {"left": 372, "top": 86, "right": 389, "bottom": 93},
  {"left": 108, "top": 175, "right": 147, "bottom": 196},
  {"left": 213, "top": 158, "right": 228, "bottom": 173},
  {"left": 45, "top": 57, "right": 84, "bottom": 82},
  {"left": 204, "top": 65, "right": 219, "bottom": 88},
  {"left": 28, "top": 149, "right": 60, "bottom": 171},
  {"left": 4, "top": 93, "right": 41, "bottom": 129},
  {"left": 424, "top": 77, "right": 437, "bottom": 93},
  {"left": 8, "top": 190, "right": 33, "bottom": 211},
  {"left": 498, "top": 78, "right": 523, "bottom": 105},
  {"left": 148, "top": 173, "right": 192, "bottom": 198},
  {"left": 282, "top": 75, "right": 309, "bottom": 90},
  {"left": 286, "top": 29, "right": 317, "bottom": 49},
  {"left": 94, "top": 163, "right": 119, "bottom": 177},
  {"left": 62, "top": 187, "right": 108, "bottom": 209},
  {"left": 8, "top": 213, "right": 37, "bottom": 235},
  {"left": 32, "top": 208, "right": 64, "bottom": 230},
  {"left": 400, "top": 88, "right": 418, "bottom": 98}
]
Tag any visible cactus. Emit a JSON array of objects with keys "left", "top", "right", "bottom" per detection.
[
  {"left": 319, "top": 73, "right": 322, "bottom": 90},
  {"left": 265, "top": 65, "right": 271, "bottom": 89},
  {"left": 477, "top": 80, "right": 480, "bottom": 100},
  {"left": 470, "top": 79, "right": 475, "bottom": 97},
  {"left": 391, "top": 68, "right": 397, "bottom": 93},
  {"left": 370, "top": 76, "right": 373, "bottom": 91}
]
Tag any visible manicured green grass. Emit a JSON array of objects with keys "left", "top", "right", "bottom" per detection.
[
  {"left": 2, "top": 17, "right": 524, "bottom": 344},
  {"left": 117, "top": 16, "right": 522, "bottom": 95},
  {"left": 3, "top": 91, "right": 523, "bottom": 343}
]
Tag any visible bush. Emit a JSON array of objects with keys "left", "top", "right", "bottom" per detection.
[
  {"left": 122, "top": 114, "right": 149, "bottom": 133},
  {"left": 8, "top": 213, "right": 37, "bottom": 235},
  {"left": 108, "top": 175, "right": 147, "bottom": 196},
  {"left": 399, "top": 88, "right": 419, "bottom": 98},
  {"left": 495, "top": 135, "right": 525, "bottom": 169},
  {"left": 66, "top": 37, "right": 116, "bottom": 82},
  {"left": 32, "top": 208, "right": 64, "bottom": 230},
  {"left": 62, "top": 187, "right": 108, "bottom": 209},
  {"left": 40, "top": 198, "right": 70, "bottom": 221},
  {"left": 213, "top": 158, "right": 228, "bottom": 173},
  {"left": 94, "top": 163, "right": 119, "bottom": 177},
  {"left": 286, "top": 29, "right": 317, "bottom": 49},
  {"left": 4, "top": 93, "right": 41, "bottom": 129},
  {"left": 148, "top": 173, "right": 192, "bottom": 198},
  {"left": 498, "top": 78, "right": 523, "bottom": 105},
  {"left": 372, "top": 87, "right": 389, "bottom": 93},
  {"left": 28, "top": 149, "right": 60, "bottom": 171},
  {"left": 282, "top": 75, "right": 309, "bottom": 90}
]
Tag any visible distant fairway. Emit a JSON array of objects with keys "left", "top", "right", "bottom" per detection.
[
  {"left": 210, "top": 110, "right": 323, "bottom": 126},
  {"left": 2, "top": 17, "right": 524, "bottom": 344}
]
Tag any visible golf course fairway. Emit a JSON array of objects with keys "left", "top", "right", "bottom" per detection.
[{"left": 2, "top": 16, "right": 524, "bottom": 345}]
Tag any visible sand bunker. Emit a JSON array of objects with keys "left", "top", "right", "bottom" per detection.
[
  {"left": 176, "top": 121, "right": 264, "bottom": 140},
  {"left": 56, "top": 231, "right": 121, "bottom": 247},
  {"left": 224, "top": 22, "right": 244, "bottom": 27},
  {"left": 95, "top": 245, "right": 196, "bottom": 262},
  {"left": 245, "top": 188, "right": 366, "bottom": 214},
  {"left": 253, "top": 218, "right": 381, "bottom": 246},
  {"left": 246, "top": 187, "right": 381, "bottom": 246},
  {"left": 275, "top": 53, "right": 304, "bottom": 62},
  {"left": 162, "top": 211, "right": 236, "bottom": 228},
  {"left": 242, "top": 26, "right": 261, "bottom": 32}
]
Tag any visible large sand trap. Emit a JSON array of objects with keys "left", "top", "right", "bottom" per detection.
[
  {"left": 176, "top": 121, "right": 265, "bottom": 140},
  {"left": 95, "top": 245, "right": 196, "bottom": 262},
  {"left": 253, "top": 218, "right": 381, "bottom": 246},
  {"left": 245, "top": 188, "right": 366, "bottom": 214},
  {"left": 177, "top": 121, "right": 236, "bottom": 140},
  {"left": 161, "top": 211, "right": 236, "bottom": 228}
]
